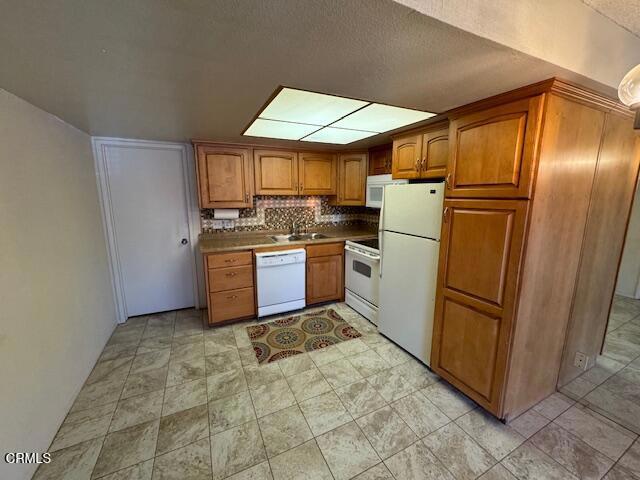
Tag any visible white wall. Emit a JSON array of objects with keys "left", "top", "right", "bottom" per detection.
[
  {"left": 617, "top": 182, "right": 640, "bottom": 298},
  {"left": 396, "top": 0, "right": 640, "bottom": 90},
  {"left": 0, "top": 90, "right": 116, "bottom": 480}
]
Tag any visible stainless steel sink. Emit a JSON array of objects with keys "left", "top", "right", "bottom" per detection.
[{"left": 270, "top": 233, "right": 329, "bottom": 243}]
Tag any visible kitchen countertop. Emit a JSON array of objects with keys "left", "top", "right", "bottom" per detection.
[{"left": 199, "top": 224, "right": 378, "bottom": 253}]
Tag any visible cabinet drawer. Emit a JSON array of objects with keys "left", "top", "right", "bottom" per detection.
[
  {"left": 306, "top": 242, "right": 344, "bottom": 258},
  {"left": 210, "top": 287, "right": 255, "bottom": 323},
  {"left": 207, "top": 251, "right": 252, "bottom": 269},
  {"left": 209, "top": 265, "right": 254, "bottom": 293}
]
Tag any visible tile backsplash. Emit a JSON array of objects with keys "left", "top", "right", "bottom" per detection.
[{"left": 201, "top": 196, "right": 379, "bottom": 233}]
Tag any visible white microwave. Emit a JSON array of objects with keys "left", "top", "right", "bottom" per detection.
[{"left": 365, "top": 174, "right": 408, "bottom": 209}]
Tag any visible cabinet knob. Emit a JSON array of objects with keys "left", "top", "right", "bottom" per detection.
[
  {"left": 445, "top": 173, "right": 452, "bottom": 189},
  {"left": 443, "top": 207, "right": 451, "bottom": 223},
  {"left": 225, "top": 272, "right": 237, "bottom": 277},
  {"left": 226, "top": 295, "right": 238, "bottom": 300},
  {"left": 245, "top": 193, "right": 249, "bottom": 202}
]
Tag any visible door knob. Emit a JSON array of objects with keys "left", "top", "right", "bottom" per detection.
[{"left": 181, "top": 238, "right": 188, "bottom": 245}]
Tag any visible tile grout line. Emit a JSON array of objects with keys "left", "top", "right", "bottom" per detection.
[
  {"left": 89, "top": 315, "right": 149, "bottom": 479},
  {"left": 245, "top": 362, "right": 276, "bottom": 480}
]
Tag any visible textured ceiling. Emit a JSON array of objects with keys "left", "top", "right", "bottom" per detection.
[
  {"left": 0, "top": 0, "right": 618, "bottom": 147},
  {"left": 582, "top": 0, "right": 640, "bottom": 37}
]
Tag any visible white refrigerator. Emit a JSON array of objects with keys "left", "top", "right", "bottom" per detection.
[{"left": 378, "top": 182, "right": 445, "bottom": 366}]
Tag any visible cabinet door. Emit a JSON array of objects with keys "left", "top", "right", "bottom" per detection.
[
  {"left": 195, "top": 144, "right": 253, "bottom": 208},
  {"left": 336, "top": 153, "right": 367, "bottom": 205},
  {"left": 253, "top": 149, "right": 299, "bottom": 195},
  {"left": 369, "top": 146, "right": 392, "bottom": 175},
  {"left": 299, "top": 153, "right": 337, "bottom": 195},
  {"left": 447, "top": 96, "right": 543, "bottom": 198},
  {"left": 306, "top": 254, "right": 344, "bottom": 304},
  {"left": 392, "top": 134, "right": 422, "bottom": 179},
  {"left": 421, "top": 128, "right": 448, "bottom": 178},
  {"left": 431, "top": 199, "right": 528, "bottom": 416}
]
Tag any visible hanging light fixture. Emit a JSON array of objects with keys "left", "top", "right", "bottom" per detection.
[{"left": 618, "top": 64, "right": 640, "bottom": 129}]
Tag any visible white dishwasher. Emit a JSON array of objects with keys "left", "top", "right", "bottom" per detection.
[{"left": 255, "top": 248, "right": 306, "bottom": 317}]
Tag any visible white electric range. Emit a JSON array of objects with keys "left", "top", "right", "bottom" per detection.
[{"left": 344, "top": 238, "right": 380, "bottom": 325}]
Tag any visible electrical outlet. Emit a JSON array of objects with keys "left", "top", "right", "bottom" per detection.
[
  {"left": 222, "top": 219, "right": 234, "bottom": 228},
  {"left": 211, "top": 220, "right": 224, "bottom": 229},
  {"left": 574, "top": 351, "right": 589, "bottom": 370}
]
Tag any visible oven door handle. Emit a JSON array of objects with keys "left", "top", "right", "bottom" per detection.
[{"left": 344, "top": 244, "right": 380, "bottom": 261}]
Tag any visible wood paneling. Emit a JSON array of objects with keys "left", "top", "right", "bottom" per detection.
[
  {"left": 208, "top": 265, "right": 254, "bottom": 293},
  {"left": 253, "top": 149, "right": 298, "bottom": 195},
  {"left": 369, "top": 145, "right": 392, "bottom": 175},
  {"left": 209, "top": 287, "right": 255, "bottom": 323},
  {"left": 299, "top": 152, "right": 337, "bottom": 195},
  {"left": 336, "top": 153, "right": 367, "bottom": 206},
  {"left": 306, "top": 254, "right": 344, "bottom": 305},
  {"left": 432, "top": 199, "right": 528, "bottom": 414},
  {"left": 207, "top": 251, "right": 252, "bottom": 269},
  {"left": 503, "top": 96, "right": 606, "bottom": 417},
  {"left": 558, "top": 113, "right": 640, "bottom": 386},
  {"left": 195, "top": 144, "right": 253, "bottom": 208},
  {"left": 392, "top": 134, "right": 422, "bottom": 179},
  {"left": 447, "top": 96, "right": 544, "bottom": 198},
  {"left": 422, "top": 128, "right": 448, "bottom": 178}
]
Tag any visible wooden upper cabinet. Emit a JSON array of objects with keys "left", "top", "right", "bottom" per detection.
[
  {"left": 447, "top": 95, "right": 544, "bottom": 198},
  {"left": 421, "top": 128, "right": 449, "bottom": 178},
  {"left": 195, "top": 144, "right": 253, "bottom": 208},
  {"left": 369, "top": 145, "right": 392, "bottom": 175},
  {"left": 336, "top": 153, "right": 367, "bottom": 206},
  {"left": 392, "top": 134, "right": 422, "bottom": 179},
  {"left": 431, "top": 199, "right": 528, "bottom": 415},
  {"left": 299, "top": 152, "right": 337, "bottom": 195},
  {"left": 254, "top": 149, "right": 299, "bottom": 195}
]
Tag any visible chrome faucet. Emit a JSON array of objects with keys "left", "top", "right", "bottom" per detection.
[{"left": 290, "top": 220, "right": 301, "bottom": 235}]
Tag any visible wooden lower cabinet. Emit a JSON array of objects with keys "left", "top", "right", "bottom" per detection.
[
  {"left": 209, "top": 288, "right": 255, "bottom": 324},
  {"left": 204, "top": 251, "right": 256, "bottom": 325},
  {"left": 306, "top": 243, "right": 344, "bottom": 305},
  {"left": 431, "top": 199, "right": 528, "bottom": 415}
]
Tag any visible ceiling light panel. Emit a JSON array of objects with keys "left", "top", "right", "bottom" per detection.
[
  {"left": 331, "top": 103, "right": 435, "bottom": 132},
  {"left": 244, "top": 118, "right": 320, "bottom": 140},
  {"left": 260, "top": 88, "right": 368, "bottom": 125},
  {"left": 301, "top": 127, "right": 377, "bottom": 144}
]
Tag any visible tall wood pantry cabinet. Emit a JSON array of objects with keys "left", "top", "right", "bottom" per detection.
[{"left": 428, "top": 79, "right": 640, "bottom": 420}]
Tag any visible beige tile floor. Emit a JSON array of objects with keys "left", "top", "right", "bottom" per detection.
[{"left": 34, "top": 299, "right": 640, "bottom": 480}]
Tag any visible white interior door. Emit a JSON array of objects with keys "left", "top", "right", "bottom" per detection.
[{"left": 103, "top": 143, "right": 195, "bottom": 317}]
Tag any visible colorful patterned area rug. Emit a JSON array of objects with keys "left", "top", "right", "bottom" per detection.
[{"left": 247, "top": 308, "right": 362, "bottom": 364}]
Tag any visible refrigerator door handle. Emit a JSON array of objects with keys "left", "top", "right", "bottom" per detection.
[{"left": 378, "top": 192, "right": 385, "bottom": 278}]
